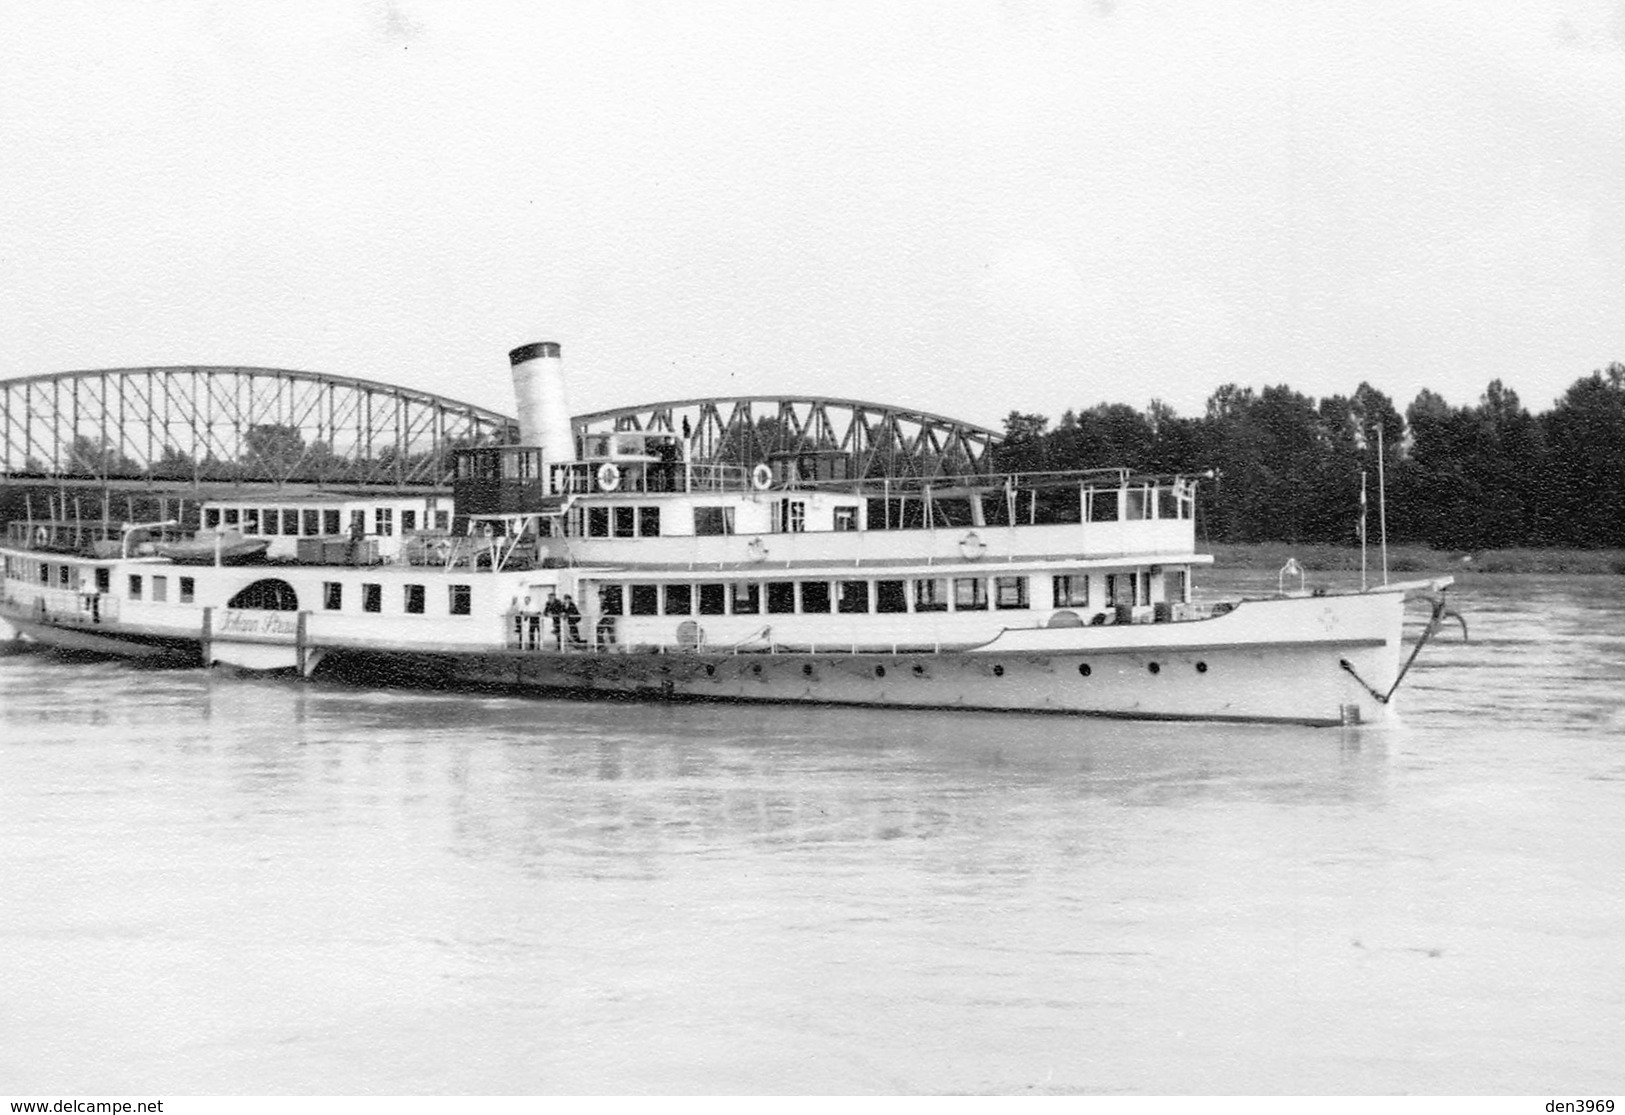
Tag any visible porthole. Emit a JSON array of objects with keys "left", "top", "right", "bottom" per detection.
[
  {"left": 1148, "top": 662, "right": 1161, "bottom": 675},
  {"left": 751, "top": 663, "right": 762, "bottom": 676},
  {"left": 1078, "top": 663, "right": 1091, "bottom": 677},
  {"left": 874, "top": 665, "right": 886, "bottom": 679},
  {"left": 992, "top": 664, "right": 1004, "bottom": 677},
  {"left": 1196, "top": 661, "right": 1208, "bottom": 674},
  {"left": 802, "top": 663, "right": 814, "bottom": 677},
  {"left": 705, "top": 664, "right": 716, "bottom": 677},
  {"left": 912, "top": 664, "right": 925, "bottom": 677}
]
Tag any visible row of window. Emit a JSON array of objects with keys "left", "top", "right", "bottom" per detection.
[
  {"left": 203, "top": 507, "right": 451, "bottom": 538},
  {"left": 565, "top": 502, "right": 861, "bottom": 539},
  {"left": 559, "top": 488, "right": 1190, "bottom": 541},
  {"left": 127, "top": 574, "right": 196, "bottom": 604},
  {"left": 574, "top": 505, "right": 663, "bottom": 539},
  {"left": 17, "top": 558, "right": 78, "bottom": 590},
  {"left": 320, "top": 580, "right": 472, "bottom": 616},
  {"left": 118, "top": 572, "right": 473, "bottom": 618},
  {"left": 595, "top": 571, "right": 1173, "bottom": 618},
  {"left": 1087, "top": 486, "right": 1193, "bottom": 522}
]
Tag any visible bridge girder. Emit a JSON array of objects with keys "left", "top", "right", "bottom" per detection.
[{"left": 2, "top": 368, "right": 1003, "bottom": 489}]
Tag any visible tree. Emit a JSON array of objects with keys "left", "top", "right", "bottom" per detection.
[
  {"left": 149, "top": 444, "right": 197, "bottom": 482},
  {"left": 996, "top": 412, "right": 1051, "bottom": 473},
  {"left": 241, "top": 423, "right": 308, "bottom": 480},
  {"left": 1542, "top": 364, "right": 1625, "bottom": 547},
  {"left": 65, "top": 436, "right": 138, "bottom": 479}
]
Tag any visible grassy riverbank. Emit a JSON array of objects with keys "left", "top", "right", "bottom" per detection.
[{"left": 1206, "top": 542, "right": 1625, "bottom": 575}]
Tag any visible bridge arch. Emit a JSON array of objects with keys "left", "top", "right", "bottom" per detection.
[{"left": 0, "top": 366, "right": 517, "bottom": 487}]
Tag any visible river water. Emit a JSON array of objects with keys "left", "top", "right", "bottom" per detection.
[{"left": 1, "top": 574, "right": 1622, "bottom": 1095}]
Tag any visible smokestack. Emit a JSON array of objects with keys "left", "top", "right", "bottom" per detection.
[{"left": 508, "top": 341, "right": 576, "bottom": 480}]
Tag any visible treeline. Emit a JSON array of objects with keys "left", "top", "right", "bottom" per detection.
[{"left": 995, "top": 362, "right": 1625, "bottom": 551}]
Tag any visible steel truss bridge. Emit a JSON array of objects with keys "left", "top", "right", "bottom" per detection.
[
  {"left": 1, "top": 366, "right": 1000, "bottom": 489},
  {"left": 576, "top": 396, "right": 999, "bottom": 482}
]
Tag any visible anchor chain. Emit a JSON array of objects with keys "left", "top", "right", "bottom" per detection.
[{"left": 1340, "top": 593, "right": 1467, "bottom": 705}]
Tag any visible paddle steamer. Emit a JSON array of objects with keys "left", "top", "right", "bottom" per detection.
[{"left": 0, "top": 342, "right": 1457, "bottom": 724}]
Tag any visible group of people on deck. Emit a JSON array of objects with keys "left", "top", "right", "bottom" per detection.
[{"left": 515, "top": 590, "right": 585, "bottom": 650}]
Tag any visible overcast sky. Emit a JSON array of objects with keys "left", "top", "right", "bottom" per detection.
[{"left": 2, "top": 1, "right": 1622, "bottom": 430}]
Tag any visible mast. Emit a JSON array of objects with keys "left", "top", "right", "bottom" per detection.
[
  {"left": 1360, "top": 469, "right": 1368, "bottom": 592},
  {"left": 1376, "top": 424, "right": 1389, "bottom": 586}
]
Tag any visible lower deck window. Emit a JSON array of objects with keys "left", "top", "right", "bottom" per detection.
[
  {"left": 629, "top": 584, "right": 658, "bottom": 615},
  {"left": 837, "top": 580, "right": 869, "bottom": 613},
  {"left": 1107, "top": 572, "right": 1149, "bottom": 608},
  {"left": 323, "top": 582, "right": 343, "bottom": 610},
  {"left": 152, "top": 576, "right": 168, "bottom": 603},
  {"left": 731, "top": 582, "right": 760, "bottom": 615},
  {"left": 663, "top": 584, "right": 692, "bottom": 615},
  {"left": 128, "top": 575, "right": 143, "bottom": 599},
  {"left": 599, "top": 584, "right": 624, "bottom": 616},
  {"left": 876, "top": 580, "right": 907, "bottom": 613},
  {"left": 180, "top": 577, "right": 195, "bottom": 604},
  {"left": 698, "top": 583, "right": 726, "bottom": 615},
  {"left": 449, "top": 583, "right": 471, "bottom": 616},
  {"left": 1053, "top": 574, "right": 1090, "bottom": 607},
  {"left": 953, "top": 577, "right": 986, "bottom": 611},
  {"left": 766, "top": 581, "right": 795, "bottom": 614},
  {"left": 994, "top": 576, "right": 1029, "bottom": 609},
  {"left": 914, "top": 578, "right": 948, "bottom": 612},
  {"left": 799, "top": 581, "right": 831, "bottom": 613},
  {"left": 362, "top": 583, "right": 382, "bottom": 613},
  {"left": 1168, "top": 568, "right": 1189, "bottom": 604},
  {"left": 404, "top": 584, "right": 425, "bottom": 614}
]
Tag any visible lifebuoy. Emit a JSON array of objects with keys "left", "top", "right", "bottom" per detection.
[
  {"left": 434, "top": 539, "right": 452, "bottom": 559},
  {"left": 34, "top": 526, "right": 49, "bottom": 546},
  {"left": 746, "top": 537, "right": 768, "bottom": 562},
  {"left": 750, "top": 463, "right": 773, "bottom": 491},
  {"left": 597, "top": 462, "right": 622, "bottom": 492},
  {"left": 958, "top": 531, "right": 986, "bottom": 560}
]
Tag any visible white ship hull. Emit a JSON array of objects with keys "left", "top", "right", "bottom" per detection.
[
  {"left": 310, "top": 588, "right": 1410, "bottom": 725},
  {"left": 0, "top": 542, "right": 1444, "bottom": 725}
]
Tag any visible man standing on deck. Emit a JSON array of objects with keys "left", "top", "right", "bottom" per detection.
[
  {"left": 563, "top": 594, "right": 585, "bottom": 647},
  {"left": 543, "top": 591, "right": 564, "bottom": 649}
]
